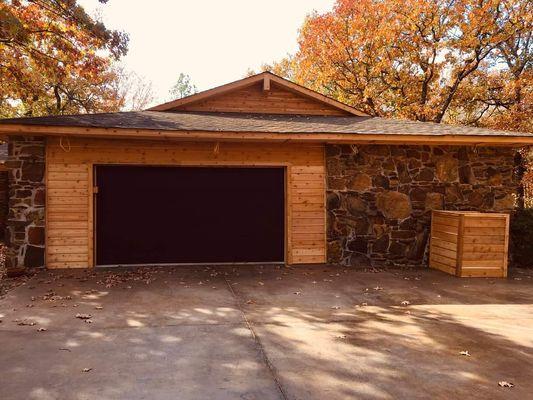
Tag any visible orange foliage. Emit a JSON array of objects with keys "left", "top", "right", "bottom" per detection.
[
  {"left": 266, "top": 0, "right": 532, "bottom": 132},
  {"left": 0, "top": 0, "right": 129, "bottom": 117}
]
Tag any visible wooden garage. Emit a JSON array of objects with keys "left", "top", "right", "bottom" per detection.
[
  {"left": 23, "top": 73, "right": 349, "bottom": 268},
  {"left": 0, "top": 72, "right": 532, "bottom": 271},
  {"left": 45, "top": 138, "right": 326, "bottom": 268}
]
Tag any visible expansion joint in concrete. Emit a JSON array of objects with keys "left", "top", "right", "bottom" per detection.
[{"left": 223, "top": 276, "right": 288, "bottom": 400}]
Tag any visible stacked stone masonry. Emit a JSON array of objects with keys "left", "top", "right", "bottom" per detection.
[
  {"left": 5, "top": 136, "right": 45, "bottom": 271},
  {"left": 0, "top": 169, "right": 8, "bottom": 240},
  {"left": 326, "top": 145, "right": 519, "bottom": 267}
]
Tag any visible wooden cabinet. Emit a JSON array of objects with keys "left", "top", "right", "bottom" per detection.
[{"left": 430, "top": 210, "right": 510, "bottom": 278}]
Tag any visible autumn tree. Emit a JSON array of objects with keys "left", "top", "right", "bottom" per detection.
[
  {"left": 169, "top": 73, "right": 197, "bottom": 100},
  {"left": 450, "top": 29, "right": 532, "bottom": 132},
  {"left": 264, "top": 0, "right": 532, "bottom": 131},
  {"left": 0, "top": 0, "right": 129, "bottom": 117},
  {"left": 112, "top": 65, "right": 155, "bottom": 111}
]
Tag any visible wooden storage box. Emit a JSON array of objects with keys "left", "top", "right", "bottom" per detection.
[{"left": 429, "top": 210, "right": 510, "bottom": 278}]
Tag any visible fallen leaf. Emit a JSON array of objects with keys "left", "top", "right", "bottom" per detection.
[
  {"left": 95, "top": 306, "right": 103, "bottom": 310},
  {"left": 498, "top": 381, "right": 514, "bottom": 388},
  {"left": 294, "top": 291, "right": 301, "bottom": 295},
  {"left": 336, "top": 334, "right": 347, "bottom": 339},
  {"left": 17, "top": 320, "right": 36, "bottom": 326},
  {"left": 460, "top": 350, "right": 471, "bottom": 357},
  {"left": 75, "top": 313, "right": 92, "bottom": 320},
  {"left": 246, "top": 299, "right": 255, "bottom": 305},
  {"left": 37, "top": 328, "right": 47, "bottom": 332},
  {"left": 82, "top": 368, "right": 92, "bottom": 373},
  {"left": 258, "top": 282, "right": 264, "bottom": 286}
]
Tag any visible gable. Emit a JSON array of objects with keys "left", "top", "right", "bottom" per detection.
[
  {"left": 149, "top": 72, "right": 366, "bottom": 116},
  {"left": 175, "top": 81, "right": 350, "bottom": 116}
]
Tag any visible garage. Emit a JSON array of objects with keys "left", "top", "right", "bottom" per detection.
[{"left": 95, "top": 165, "right": 285, "bottom": 265}]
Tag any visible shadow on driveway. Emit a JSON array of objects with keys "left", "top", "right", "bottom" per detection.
[{"left": 0, "top": 265, "right": 532, "bottom": 399}]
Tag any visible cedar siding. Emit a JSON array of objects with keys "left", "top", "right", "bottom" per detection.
[
  {"left": 46, "top": 137, "right": 326, "bottom": 268},
  {"left": 177, "top": 82, "right": 350, "bottom": 116}
]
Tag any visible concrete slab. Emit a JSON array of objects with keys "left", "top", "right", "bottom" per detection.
[
  {"left": 1, "top": 265, "right": 532, "bottom": 399},
  {"left": 0, "top": 325, "right": 281, "bottom": 400}
]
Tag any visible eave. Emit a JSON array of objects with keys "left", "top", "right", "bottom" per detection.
[{"left": 0, "top": 123, "right": 531, "bottom": 146}]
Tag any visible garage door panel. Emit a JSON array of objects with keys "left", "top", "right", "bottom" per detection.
[{"left": 96, "top": 166, "right": 285, "bottom": 265}]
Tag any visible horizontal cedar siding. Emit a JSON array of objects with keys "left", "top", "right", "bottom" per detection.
[
  {"left": 46, "top": 137, "right": 326, "bottom": 268},
  {"left": 179, "top": 82, "right": 349, "bottom": 116},
  {"left": 429, "top": 210, "right": 509, "bottom": 278}
]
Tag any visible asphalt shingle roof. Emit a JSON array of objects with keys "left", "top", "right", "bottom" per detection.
[{"left": 0, "top": 111, "right": 531, "bottom": 137}]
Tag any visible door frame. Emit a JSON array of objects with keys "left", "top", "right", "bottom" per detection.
[{"left": 90, "top": 163, "right": 290, "bottom": 267}]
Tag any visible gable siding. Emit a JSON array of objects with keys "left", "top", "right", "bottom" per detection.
[
  {"left": 46, "top": 137, "right": 326, "bottom": 268},
  {"left": 177, "top": 83, "right": 349, "bottom": 116}
]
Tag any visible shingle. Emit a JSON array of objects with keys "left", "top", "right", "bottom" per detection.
[{"left": 0, "top": 111, "right": 531, "bottom": 137}]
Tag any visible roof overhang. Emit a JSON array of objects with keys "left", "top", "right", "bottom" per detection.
[{"left": 0, "top": 123, "right": 531, "bottom": 146}]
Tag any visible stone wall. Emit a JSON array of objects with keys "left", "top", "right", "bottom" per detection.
[
  {"left": 0, "top": 169, "right": 8, "bottom": 241},
  {"left": 326, "top": 145, "right": 519, "bottom": 267},
  {"left": 4, "top": 136, "right": 46, "bottom": 272}
]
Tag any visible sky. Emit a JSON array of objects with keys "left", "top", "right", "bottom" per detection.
[{"left": 79, "top": 0, "right": 336, "bottom": 104}]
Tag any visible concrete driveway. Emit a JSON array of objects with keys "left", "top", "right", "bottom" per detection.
[{"left": 1, "top": 265, "right": 532, "bottom": 400}]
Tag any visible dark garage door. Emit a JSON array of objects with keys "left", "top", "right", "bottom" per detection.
[{"left": 95, "top": 166, "right": 285, "bottom": 265}]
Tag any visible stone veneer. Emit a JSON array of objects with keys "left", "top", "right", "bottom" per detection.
[
  {"left": 4, "top": 136, "right": 46, "bottom": 272},
  {"left": 0, "top": 169, "right": 8, "bottom": 241},
  {"left": 326, "top": 145, "right": 519, "bottom": 267}
]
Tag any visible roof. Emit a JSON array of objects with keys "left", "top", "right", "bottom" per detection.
[
  {"left": 0, "top": 110, "right": 530, "bottom": 137},
  {"left": 0, "top": 71, "right": 530, "bottom": 145},
  {"left": 149, "top": 72, "right": 367, "bottom": 116}
]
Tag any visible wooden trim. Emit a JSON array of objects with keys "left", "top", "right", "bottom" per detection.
[
  {"left": 285, "top": 166, "right": 292, "bottom": 265},
  {"left": 88, "top": 164, "right": 94, "bottom": 268},
  {"left": 90, "top": 163, "right": 294, "bottom": 268},
  {"left": 44, "top": 138, "right": 49, "bottom": 268},
  {"left": 1, "top": 124, "right": 531, "bottom": 146},
  {"left": 456, "top": 213, "right": 465, "bottom": 277},
  {"left": 263, "top": 75, "right": 271, "bottom": 92},
  {"left": 148, "top": 72, "right": 367, "bottom": 116},
  {"left": 322, "top": 145, "right": 327, "bottom": 264},
  {"left": 503, "top": 213, "right": 510, "bottom": 277}
]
